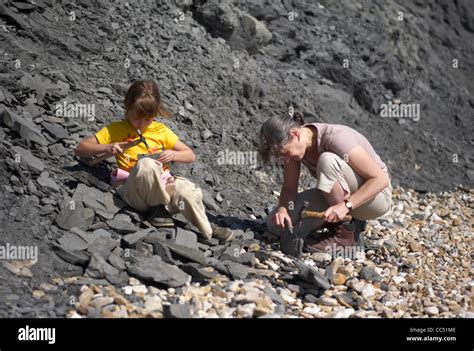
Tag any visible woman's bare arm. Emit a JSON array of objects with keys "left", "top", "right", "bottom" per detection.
[{"left": 346, "top": 145, "right": 389, "bottom": 209}]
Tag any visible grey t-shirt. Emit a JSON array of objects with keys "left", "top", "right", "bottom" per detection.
[{"left": 302, "top": 122, "right": 389, "bottom": 177}]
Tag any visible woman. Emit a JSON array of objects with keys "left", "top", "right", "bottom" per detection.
[{"left": 259, "top": 112, "right": 392, "bottom": 252}]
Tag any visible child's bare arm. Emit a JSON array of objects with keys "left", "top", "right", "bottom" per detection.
[
  {"left": 157, "top": 141, "right": 196, "bottom": 164},
  {"left": 74, "top": 135, "right": 125, "bottom": 158}
]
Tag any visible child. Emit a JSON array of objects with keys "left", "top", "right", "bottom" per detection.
[{"left": 75, "top": 80, "right": 232, "bottom": 242}]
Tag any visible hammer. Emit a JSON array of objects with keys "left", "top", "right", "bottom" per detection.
[
  {"left": 279, "top": 201, "right": 352, "bottom": 258},
  {"left": 299, "top": 201, "right": 352, "bottom": 222},
  {"left": 89, "top": 129, "right": 149, "bottom": 166}
]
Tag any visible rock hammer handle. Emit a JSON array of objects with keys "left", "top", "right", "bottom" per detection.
[{"left": 301, "top": 210, "right": 352, "bottom": 222}]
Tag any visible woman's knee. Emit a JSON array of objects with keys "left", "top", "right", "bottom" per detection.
[
  {"left": 316, "top": 152, "right": 341, "bottom": 174},
  {"left": 352, "top": 197, "right": 391, "bottom": 220}
]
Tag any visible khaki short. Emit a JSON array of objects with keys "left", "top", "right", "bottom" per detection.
[{"left": 116, "top": 158, "right": 212, "bottom": 238}]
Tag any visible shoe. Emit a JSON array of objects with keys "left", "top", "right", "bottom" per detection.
[
  {"left": 210, "top": 223, "right": 234, "bottom": 243},
  {"left": 304, "top": 221, "right": 356, "bottom": 253},
  {"left": 147, "top": 205, "right": 175, "bottom": 227}
]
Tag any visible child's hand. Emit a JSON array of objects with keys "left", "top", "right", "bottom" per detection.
[
  {"left": 157, "top": 150, "right": 175, "bottom": 164},
  {"left": 105, "top": 142, "right": 128, "bottom": 155}
]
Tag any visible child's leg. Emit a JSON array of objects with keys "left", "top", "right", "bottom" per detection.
[
  {"left": 116, "top": 158, "right": 171, "bottom": 212},
  {"left": 165, "top": 176, "right": 212, "bottom": 239}
]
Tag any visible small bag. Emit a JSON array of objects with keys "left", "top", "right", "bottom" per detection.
[{"left": 110, "top": 168, "right": 130, "bottom": 185}]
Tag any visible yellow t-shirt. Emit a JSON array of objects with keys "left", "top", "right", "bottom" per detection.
[{"left": 95, "top": 120, "right": 179, "bottom": 171}]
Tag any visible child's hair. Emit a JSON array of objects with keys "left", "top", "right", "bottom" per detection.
[
  {"left": 259, "top": 111, "right": 305, "bottom": 164},
  {"left": 124, "top": 80, "right": 172, "bottom": 119}
]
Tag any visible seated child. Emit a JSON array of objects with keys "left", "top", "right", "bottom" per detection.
[{"left": 75, "top": 80, "right": 232, "bottom": 242}]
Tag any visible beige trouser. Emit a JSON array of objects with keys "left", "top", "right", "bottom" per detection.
[
  {"left": 116, "top": 158, "right": 212, "bottom": 238},
  {"left": 266, "top": 152, "right": 392, "bottom": 238}
]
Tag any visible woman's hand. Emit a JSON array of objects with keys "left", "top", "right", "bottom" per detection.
[
  {"left": 324, "top": 202, "right": 350, "bottom": 223},
  {"left": 272, "top": 207, "right": 293, "bottom": 231},
  {"left": 157, "top": 150, "right": 176, "bottom": 164}
]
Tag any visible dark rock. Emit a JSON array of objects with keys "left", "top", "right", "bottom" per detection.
[
  {"left": 108, "top": 253, "right": 126, "bottom": 271},
  {"left": 144, "top": 229, "right": 175, "bottom": 244},
  {"left": 209, "top": 245, "right": 227, "bottom": 255},
  {"left": 263, "top": 286, "right": 285, "bottom": 305},
  {"left": 279, "top": 228, "right": 303, "bottom": 258},
  {"left": 53, "top": 244, "right": 90, "bottom": 266},
  {"left": 72, "top": 228, "right": 107, "bottom": 246},
  {"left": 106, "top": 215, "right": 137, "bottom": 234},
  {"left": 230, "top": 239, "right": 259, "bottom": 248},
  {"left": 196, "top": 242, "right": 210, "bottom": 251},
  {"left": 85, "top": 252, "right": 120, "bottom": 279},
  {"left": 198, "top": 236, "right": 220, "bottom": 246},
  {"left": 41, "top": 122, "right": 70, "bottom": 141},
  {"left": 37, "top": 171, "right": 60, "bottom": 191},
  {"left": 122, "top": 228, "right": 155, "bottom": 247},
  {"left": 153, "top": 241, "right": 180, "bottom": 265},
  {"left": 294, "top": 260, "right": 331, "bottom": 291},
  {"left": 97, "top": 87, "right": 113, "bottom": 95},
  {"left": 0, "top": 3, "right": 32, "bottom": 31},
  {"left": 181, "top": 263, "right": 218, "bottom": 282},
  {"left": 193, "top": 0, "right": 272, "bottom": 54},
  {"left": 71, "top": 171, "right": 113, "bottom": 192},
  {"left": 174, "top": 227, "right": 198, "bottom": 249},
  {"left": 105, "top": 271, "right": 129, "bottom": 286},
  {"left": 57, "top": 232, "right": 89, "bottom": 251},
  {"left": 222, "top": 260, "right": 250, "bottom": 280},
  {"left": 87, "top": 232, "right": 120, "bottom": 258},
  {"left": 287, "top": 284, "right": 304, "bottom": 295},
  {"left": 465, "top": 169, "right": 474, "bottom": 183},
  {"left": 202, "top": 189, "right": 220, "bottom": 212},
  {"left": 206, "top": 257, "right": 250, "bottom": 280},
  {"left": 73, "top": 184, "right": 125, "bottom": 220},
  {"left": 48, "top": 143, "right": 68, "bottom": 157},
  {"left": 1, "top": 107, "right": 48, "bottom": 147},
  {"left": 274, "top": 304, "right": 286, "bottom": 315},
  {"left": 73, "top": 278, "right": 110, "bottom": 286},
  {"left": 136, "top": 242, "right": 154, "bottom": 256},
  {"left": 254, "top": 250, "right": 273, "bottom": 261},
  {"left": 359, "top": 267, "right": 382, "bottom": 283},
  {"left": 10, "top": 146, "right": 45, "bottom": 173},
  {"left": 155, "top": 241, "right": 208, "bottom": 265},
  {"left": 126, "top": 255, "right": 190, "bottom": 287},
  {"left": 165, "top": 302, "right": 192, "bottom": 318},
  {"left": 39, "top": 204, "right": 55, "bottom": 215},
  {"left": 240, "top": 230, "right": 255, "bottom": 240},
  {"left": 325, "top": 260, "right": 340, "bottom": 284},
  {"left": 219, "top": 245, "right": 256, "bottom": 267},
  {"left": 338, "top": 292, "right": 359, "bottom": 309},
  {"left": 55, "top": 200, "right": 94, "bottom": 230}
]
